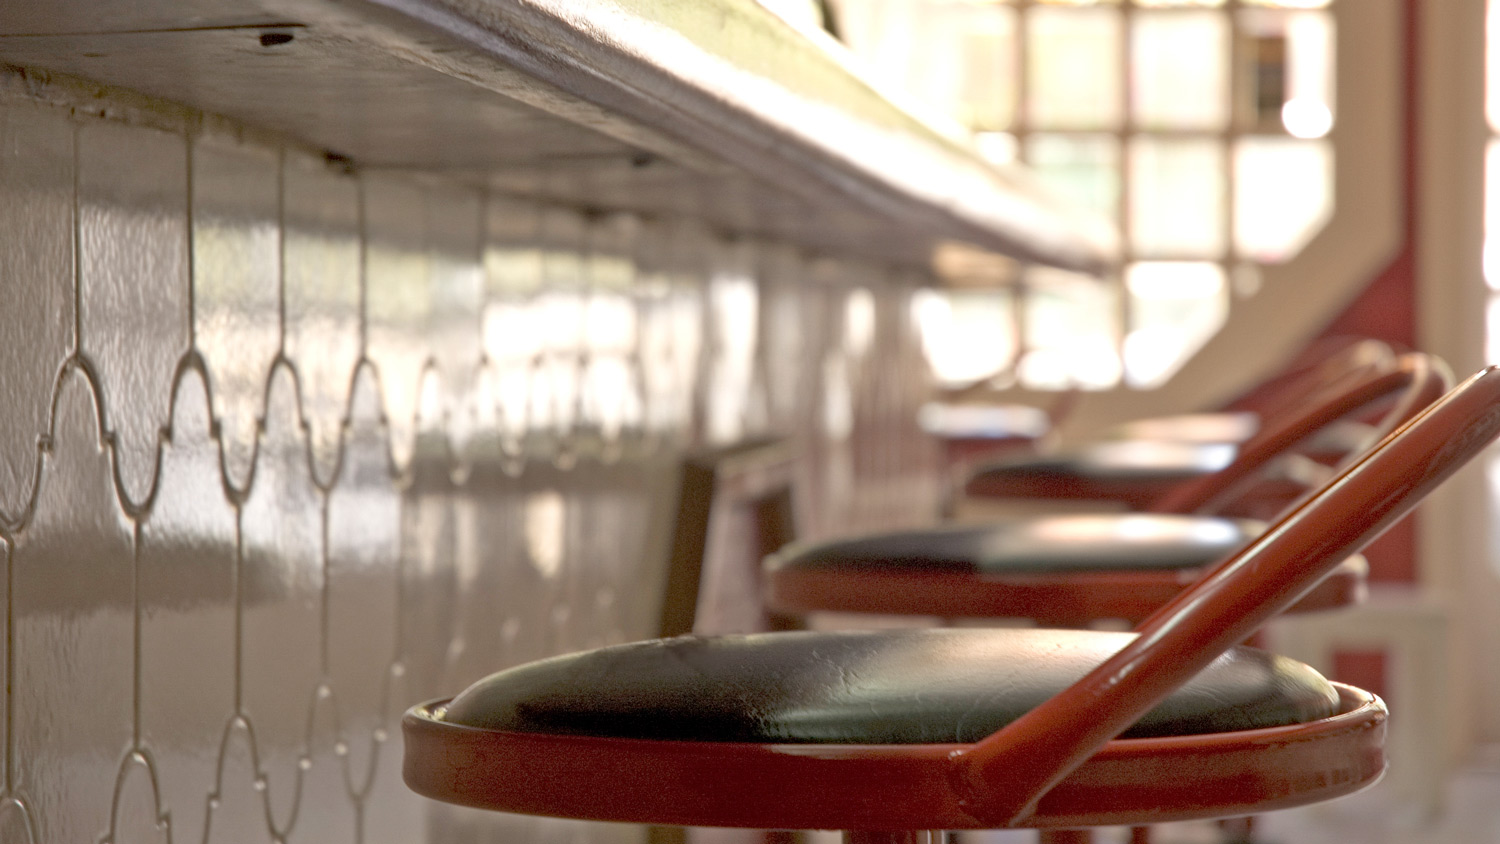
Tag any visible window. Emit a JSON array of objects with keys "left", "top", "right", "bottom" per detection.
[
  {"left": 844, "top": 0, "right": 1335, "bottom": 388},
  {"left": 1486, "top": 0, "right": 1500, "bottom": 351}
]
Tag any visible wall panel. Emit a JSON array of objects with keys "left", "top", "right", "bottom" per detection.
[
  {"left": 0, "top": 78, "right": 940, "bottom": 844},
  {"left": 0, "top": 100, "right": 73, "bottom": 527}
]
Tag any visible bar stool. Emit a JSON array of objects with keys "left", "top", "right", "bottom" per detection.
[
  {"left": 767, "top": 353, "right": 1437, "bottom": 844},
  {"left": 931, "top": 339, "right": 1390, "bottom": 481},
  {"left": 764, "top": 513, "right": 1363, "bottom": 627},
  {"left": 1092, "top": 337, "right": 1395, "bottom": 447},
  {"left": 958, "top": 340, "right": 1402, "bottom": 514},
  {"left": 767, "top": 353, "right": 1448, "bottom": 626},
  {"left": 403, "top": 366, "right": 1500, "bottom": 843}
]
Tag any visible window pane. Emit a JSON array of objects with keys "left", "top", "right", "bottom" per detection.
[
  {"left": 1027, "top": 134, "right": 1120, "bottom": 225},
  {"left": 909, "top": 3, "right": 1019, "bottom": 130},
  {"left": 1027, "top": 7, "right": 1124, "bottom": 130},
  {"left": 1490, "top": 0, "right": 1500, "bottom": 132},
  {"left": 1124, "top": 262, "right": 1228, "bottom": 387},
  {"left": 1234, "top": 136, "right": 1332, "bottom": 262},
  {"left": 1284, "top": 11, "right": 1335, "bottom": 136},
  {"left": 1019, "top": 268, "right": 1121, "bottom": 389},
  {"left": 975, "top": 131, "right": 1020, "bottom": 164},
  {"left": 1487, "top": 296, "right": 1500, "bottom": 363},
  {"left": 1136, "top": 0, "right": 1224, "bottom": 6},
  {"left": 1242, "top": 0, "right": 1330, "bottom": 8},
  {"left": 914, "top": 288, "right": 1017, "bottom": 386},
  {"left": 1487, "top": 140, "right": 1500, "bottom": 289},
  {"left": 1132, "top": 11, "right": 1230, "bottom": 130},
  {"left": 1238, "top": 8, "right": 1335, "bottom": 136},
  {"left": 1129, "top": 139, "right": 1225, "bottom": 258}
]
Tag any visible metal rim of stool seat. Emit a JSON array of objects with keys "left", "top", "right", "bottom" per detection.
[
  {"left": 766, "top": 555, "right": 1367, "bottom": 625},
  {"left": 403, "top": 683, "right": 1382, "bottom": 830}
]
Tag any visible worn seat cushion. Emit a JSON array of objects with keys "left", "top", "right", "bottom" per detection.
[
  {"left": 969, "top": 441, "right": 1238, "bottom": 487},
  {"left": 766, "top": 515, "right": 1261, "bottom": 576},
  {"left": 1100, "top": 412, "right": 1260, "bottom": 445},
  {"left": 441, "top": 628, "right": 1340, "bottom": 744}
]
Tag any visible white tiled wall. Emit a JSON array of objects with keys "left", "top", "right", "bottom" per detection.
[{"left": 0, "top": 73, "right": 941, "bottom": 843}]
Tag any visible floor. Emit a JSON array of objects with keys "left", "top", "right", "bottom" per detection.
[{"left": 1247, "top": 745, "right": 1500, "bottom": 844}]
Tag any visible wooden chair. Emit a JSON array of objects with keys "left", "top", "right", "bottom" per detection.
[
  {"left": 767, "top": 353, "right": 1448, "bottom": 626},
  {"left": 403, "top": 365, "right": 1500, "bottom": 843},
  {"left": 651, "top": 437, "right": 801, "bottom": 844},
  {"left": 656, "top": 437, "right": 799, "bottom": 639}
]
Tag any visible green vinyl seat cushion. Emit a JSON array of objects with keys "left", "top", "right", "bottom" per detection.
[
  {"left": 441, "top": 628, "right": 1340, "bottom": 745},
  {"left": 764, "top": 514, "right": 1260, "bottom": 577}
]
